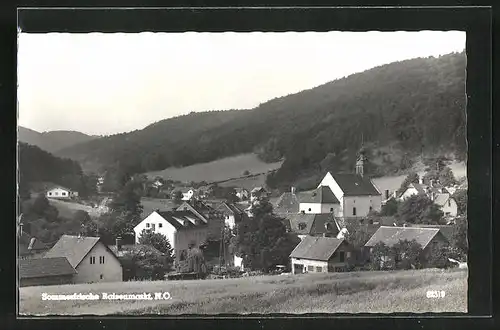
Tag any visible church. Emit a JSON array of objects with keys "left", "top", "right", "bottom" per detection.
[{"left": 299, "top": 148, "right": 382, "bottom": 219}]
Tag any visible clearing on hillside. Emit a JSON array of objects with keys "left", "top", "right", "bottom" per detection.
[
  {"left": 145, "top": 153, "right": 283, "bottom": 184},
  {"left": 19, "top": 268, "right": 467, "bottom": 315}
]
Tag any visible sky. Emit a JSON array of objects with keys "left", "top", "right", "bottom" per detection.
[{"left": 18, "top": 31, "right": 465, "bottom": 136}]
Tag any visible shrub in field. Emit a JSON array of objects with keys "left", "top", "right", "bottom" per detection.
[
  {"left": 391, "top": 239, "right": 423, "bottom": 270},
  {"left": 121, "top": 248, "right": 170, "bottom": 281},
  {"left": 369, "top": 242, "right": 395, "bottom": 270},
  {"left": 423, "top": 244, "right": 453, "bottom": 268}
]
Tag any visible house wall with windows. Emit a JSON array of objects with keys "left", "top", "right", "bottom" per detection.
[
  {"left": 342, "top": 196, "right": 381, "bottom": 218},
  {"left": 74, "top": 242, "right": 122, "bottom": 283},
  {"left": 46, "top": 188, "right": 72, "bottom": 199},
  {"left": 291, "top": 258, "right": 328, "bottom": 274},
  {"left": 299, "top": 203, "right": 340, "bottom": 215},
  {"left": 133, "top": 212, "right": 176, "bottom": 247}
]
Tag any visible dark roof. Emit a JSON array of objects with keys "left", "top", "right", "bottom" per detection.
[
  {"left": 216, "top": 202, "right": 244, "bottom": 215},
  {"left": 44, "top": 235, "right": 113, "bottom": 268},
  {"left": 285, "top": 213, "right": 340, "bottom": 236},
  {"left": 290, "top": 236, "right": 345, "bottom": 261},
  {"left": 299, "top": 186, "right": 340, "bottom": 204},
  {"left": 408, "top": 224, "right": 455, "bottom": 242},
  {"left": 156, "top": 210, "right": 208, "bottom": 230},
  {"left": 364, "top": 226, "right": 443, "bottom": 249},
  {"left": 108, "top": 244, "right": 165, "bottom": 257},
  {"left": 19, "top": 257, "right": 76, "bottom": 279},
  {"left": 274, "top": 192, "right": 300, "bottom": 214},
  {"left": 331, "top": 174, "right": 381, "bottom": 196}
]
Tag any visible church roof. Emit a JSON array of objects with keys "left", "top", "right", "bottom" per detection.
[
  {"left": 299, "top": 186, "right": 340, "bottom": 204},
  {"left": 331, "top": 173, "right": 381, "bottom": 196}
]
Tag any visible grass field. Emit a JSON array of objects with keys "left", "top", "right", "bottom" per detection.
[
  {"left": 19, "top": 268, "right": 467, "bottom": 315},
  {"left": 145, "top": 153, "right": 283, "bottom": 184}
]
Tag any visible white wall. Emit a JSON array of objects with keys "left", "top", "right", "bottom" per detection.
[
  {"left": 224, "top": 214, "right": 236, "bottom": 230},
  {"left": 291, "top": 258, "right": 328, "bottom": 274},
  {"left": 74, "top": 242, "right": 122, "bottom": 283},
  {"left": 399, "top": 187, "right": 419, "bottom": 200},
  {"left": 182, "top": 190, "right": 194, "bottom": 200},
  {"left": 441, "top": 198, "right": 458, "bottom": 217},
  {"left": 343, "top": 195, "right": 382, "bottom": 218},
  {"left": 299, "top": 202, "right": 339, "bottom": 215},
  {"left": 46, "top": 188, "right": 71, "bottom": 199},
  {"left": 134, "top": 211, "right": 176, "bottom": 248}
]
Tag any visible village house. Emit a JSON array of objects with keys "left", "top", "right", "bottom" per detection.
[
  {"left": 290, "top": 236, "right": 353, "bottom": 274},
  {"left": 235, "top": 188, "right": 249, "bottom": 201},
  {"left": 19, "top": 257, "right": 77, "bottom": 287},
  {"left": 298, "top": 186, "right": 340, "bottom": 215},
  {"left": 283, "top": 213, "right": 342, "bottom": 240},
  {"left": 250, "top": 186, "right": 269, "bottom": 202},
  {"left": 215, "top": 202, "right": 245, "bottom": 230},
  {"left": 433, "top": 193, "right": 458, "bottom": 218},
  {"left": 273, "top": 187, "right": 301, "bottom": 215},
  {"left": 46, "top": 185, "right": 78, "bottom": 199},
  {"left": 364, "top": 226, "right": 449, "bottom": 268},
  {"left": 133, "top": 209, "right": 223, "bottom": 263},
  {"left": 43, "top": 235, "right": 123, "bottom": 283}
]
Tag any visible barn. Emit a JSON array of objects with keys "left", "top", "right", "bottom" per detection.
[{"left": 19, "top": 257, "right": 76, "bottom": 287}]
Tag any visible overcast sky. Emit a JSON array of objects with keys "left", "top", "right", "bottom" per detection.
[{"left": 18, "top": 31, "right": 465, "bottom": 136}]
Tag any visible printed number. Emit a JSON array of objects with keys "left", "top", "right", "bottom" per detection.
[{"left": 426, "top": 290, "right": 446, "bottom": 298}]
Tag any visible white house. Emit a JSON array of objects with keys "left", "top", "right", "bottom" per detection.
[
  {"left": 290, "top": 236, "right": 353, "bottom": 274},
  {"left": 433, "top": 193, "right": 458, "bottom": 218},
  {"left": 43, "top": 235, "right": 122, "bottom": 283},
  {"left": 133, "top": 210, "right": 223, "bottom": 262},
  {"left": 250, "top": 186, "right": 268, "bottom": 202},
  {"left": 46, "top": 186, "right": 78, "bottom": 199},
  {"left": 235, "top": 188, "right": 249, "bottom": 201},
  {"left": 298, "top": 186, "right": 340, "bottom": 215},
  {"left": 215, "top": 202, "right": 245, "bottom": 230},
  {"left": 398, "top": 182, "right": 428, "bottom": 201}
]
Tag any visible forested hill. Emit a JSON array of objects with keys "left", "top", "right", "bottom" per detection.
[
  {"left": 56, "top": 52, "right": 466, "bottom": 188},
  {"left": 18, "top": 143, "right": 97, "bottom": 200},
  {"left": 18, "top": 126, "right": 97, "bottom": 154}
]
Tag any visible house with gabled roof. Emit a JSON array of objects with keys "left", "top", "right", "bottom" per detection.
[
  {"left": 19, "top": 257, "right": 77, "bottom": 287},
  {"left": 273, "top": 187, "right": 301, "bottom": 215},
  {"left": 398, "top": 182, "right": 428, "bottom": 201},
  {"left": 364, "top": 226, "right": 449, "bottom": 268},
  {"left": 215, "top": 202, "right": 245, "bottom": 230},
  {"left": 43, "top": 235, "right": 122, "bottom": 283},
  {"left": 133, "top": 209, "right": 223, "bottom": 263},
  {"left": 433, "top": 193, "right": 458, "bottom": 218},
  {"left": 290, "top": 236, "right": 353, "bottom": 274},
  {"left": 46, "top": 184, "right": 79, "bottom": 199},
  {"left": 283, "top": 213, "right": 341, "bottom": 240}
]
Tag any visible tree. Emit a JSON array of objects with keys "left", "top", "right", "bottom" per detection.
[
  {"left": 452, "top": 189, "right": 467, "bottom": 216},
  {"left": 232, "top": 197, "right": 300, "bottom": 272},
  {"left": 108, "top": 181, "right": 143, "bottom": 220},
  {"left": 397, "top": 172, "right": 419, "bottom": 196},
  {"left": 73, "top": 210, "right": 92, "bottom": 225},
  {"left": 391, "top": 239, "right": 423, "bottom": 270},
  {"left": 438, "top": 166, "right": 456, "bottom": 186},
  {"left": 423, "top": 243, "right": 451, "bottom": 268},
  {"left": 379, "top": 198, "right": 401, "bottom": 216},
  {"left": 120, "top": 247, "right": 170, "bottom": 281},
  {"left": 173, "top": 190, "right": 184, "bottom": 205},
  {"left": 451, "top": 216, "right": 467, "bottom": 259},
  {"left": 369, "top": 242, "right": 394, "bottom": 270},
  {"left": 138, "top": 229, "right": 174, "bottom": 258},
  {"left": 396, "top": 195, "right": 443, "bottom": 225}
]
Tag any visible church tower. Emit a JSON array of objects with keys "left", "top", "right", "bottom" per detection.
[{"left": 356, "top": 134, "right": 365, "bottom": 177}]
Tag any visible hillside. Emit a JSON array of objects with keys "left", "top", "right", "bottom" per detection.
[
  {"left": 146, "top": 153, "right": 283, "bottom": 184},
  {"left": 18, "top": 126, "right": 97, "bottom": 154},
  {"left": 56, "top": 52, "right": 466, "bottom": 188}
]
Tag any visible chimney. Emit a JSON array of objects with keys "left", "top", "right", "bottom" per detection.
[
  {"left": 291, "top": 186, "right": 296, "bottom": 195},
  {"left": 116, "top": 237, "right": 122, "bottom": 251}
]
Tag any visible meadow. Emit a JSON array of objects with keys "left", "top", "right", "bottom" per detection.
[
  {"left": 145, "top": 153, "right": 283, "bottom": 184},
  {"left": 19, "top": 268, "right": 467, "bottom": 315}
]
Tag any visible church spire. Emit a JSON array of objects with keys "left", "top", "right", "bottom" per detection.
[{"left": 356, "top": 134, "right": 365, "bottom": 177}]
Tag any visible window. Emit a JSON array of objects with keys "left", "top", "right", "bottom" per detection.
[
  {"left": 100, "top": 274, "right": 103, "bottom": 279},
  {"left": 55, "top": 192, "right": 59, "bottom": 196},
  {"left": 146, "top": 223, "right": 150, "bottom": 228},
  {"left": 184, "top": 207, "right": 188, "bottom": 210},
  {"left": 448, "top": 200, "right": 451, "bottom": 207},
  {"left": 307, "top": 265, "right": 314, "bottom": 272},
  {"left": 369, "top": 206, "right": 373, "bottom": 212},
  {"left": 49, "top": 192, "right": 52, "bottom": 196},
  {"left": 330, "top": 208, "right": 334, "bottom": 212},
  {"left": 159, "top": 223, "right": 163, "bottom": 228},
  {"left": 352, "top": 207, "right": 357, "bottom": 216},
  {"left": 99, "top": 256, "right": 105, "bottom": 264},
  {"left": 385, "top": 190, "right": 389, "bottom": 199},
  {"left": 62, "top": 192, "right": 67, "bottom": 196},
  {"left": 339, "top": 251, "right": 345, "bottom": 262},
  {"left": 180, "top": 250, "right": 187, "bottom": 261},
  {"left": 316, "top": 266, "right": 323, "bottom": 272},
  {"left": 151, "top": 224, "right": 156, "bottom": 231},
  {"left": 90, "top": 256, "right": 96, "bottom": 264},
  {"left": 308, "top": 208, "right": 311, "bottom": 212},
  {"left": 298, "top": 223, "right": 307, "bottom": 230}
]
